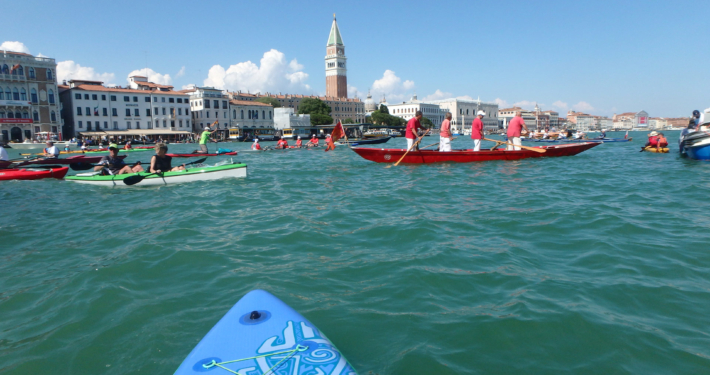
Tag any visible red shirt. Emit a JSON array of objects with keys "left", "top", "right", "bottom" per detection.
[
  {"left": 507, "top": 117, "right": 526, "bottom": 138},
  {"left": 648, "top": 136, "right": 659, "bottom": 147},
  {"left": 252, "top": 143, "right": 261, "bottom": 150},
  {"left": 440, "top": 119, "right": 451, "bottom": 138},
  {"left": 406, "top": 117, "right": 423, "bottom": 139},
  {"left": 296, "top": 139, "right": 302, "bottom": 147},
  {"left": 471, "top": 118, "right": 484, "bottom": 139},
  {"left": 312, "top": 138, "right": 319, "bottom": 145}
]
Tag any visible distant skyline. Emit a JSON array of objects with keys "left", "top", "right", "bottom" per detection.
[{"left": 3, "top": 0, "right": 709, "bottom": 117}]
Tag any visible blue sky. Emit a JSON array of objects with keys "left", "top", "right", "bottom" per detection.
[{"left": 3, "top": 0, "right": 709, "bottom": 117}]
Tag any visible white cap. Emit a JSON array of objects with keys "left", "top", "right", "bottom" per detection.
[
  {"left": 649, "top": 131, "right": 658, "bottom": 136},
  {"left": 477, "top": 110, "right": 485, "bottom": 116},
  {"left": 297, "top": 136, "right": 301, "bottom": 139},
  {"left": 254, "top": 139, "right": 259, "bottom": 142},
  {"left": 205, "top": 126, "right": 211, "bottom": 130}
]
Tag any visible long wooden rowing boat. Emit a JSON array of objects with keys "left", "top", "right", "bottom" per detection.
[
  {"left": 351, "top": 142, "right": 600, "bottom": 163},
  {"left": 1, "top": 155, "right": 127, "bottom": 168}
]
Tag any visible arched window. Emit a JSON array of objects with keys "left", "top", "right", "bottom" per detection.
[
  {"left": 262, "top": 110, "right": 265, "bottom": 119},
  {"left": 233, "top": 109, "right": 236, "bottom": 119},
  {"left": 48, "top": 89, "right": 55, "bottom": 104},
  {"left": 30, "top": 88, "right": 38, "bottom": 103},
  {"left": 33, "top": 111, "right": 39, "bottom": 121},
  {"left": 255, "top": 111, "right": 259, "bottom": 120},
  {"left": 17, "top": 66, "right": 24, "bottom": 76},
  {"left": 241, "top": 110, "right": 244, "bottom": 119},
  {"left": 22, "top": 111, "right": 29, "bottom": 119},
  {"left": 13, "top": 88, "right": 19, "bottom": 100},
  {"left": 7, "top": 112, "right": 14, "bottom": 118},
  {"left": 50, "top": 111, "right": 56, "bottom": 122},
  {"left": 269, "top": 111, "right": 272, "bottom": 119},
  {"left": 0, "top": 111, "right": 5, "bottom": 118},
  {"left": 11, "top": 66, "right": 17, "bottom": 75},
  {"left": 1, "top": 64, "right": 8, "bottom": 74},
  {"left": 15, "top": 111, "right": 21, "bottom": 118},
  {"left": 0, "top": 90, "right": 3, "bottom": 100},
  {"left": 46, "top": 69, "right": 53, "bottom": 80},
  {"left": 5, "top": 87, "right": 10, "bottom": 99},
  {"left": 20, "top": 88, "right": 27, "bottom": 100},
  {"left": 28, "top": 67, "right": 35, "bottom": 79},
  {"left": 248, "top": 110, "right": 251, "bottom": 119}
]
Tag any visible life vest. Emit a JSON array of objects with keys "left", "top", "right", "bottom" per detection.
[
  {"left": 252, "top": 143, "right": 261, "bottom": 150},
  {"left": 296, "top": 140, "right": 302, "bottom": 147},
  {"left": 657, "top": 136, "right": 668, "bottom": 147},
  {"left": 648, "top": 136, "right": 659, "bottom": 147}
]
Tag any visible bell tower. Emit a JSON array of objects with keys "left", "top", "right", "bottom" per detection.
[{"left": 325, "top": 14, "right": 347, "bottom": 98}]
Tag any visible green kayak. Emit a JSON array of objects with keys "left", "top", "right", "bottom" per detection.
[{"left": 66, "top": 162, "right": 247, "bottom": 186}]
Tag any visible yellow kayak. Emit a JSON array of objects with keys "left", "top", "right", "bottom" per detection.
[{"left": 643, "top": 146, "right": 669, "bottom": 153}]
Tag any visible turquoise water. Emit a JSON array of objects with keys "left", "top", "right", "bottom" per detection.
[{"left": 1, "top": 132, "right": 709, "bottom": 374}]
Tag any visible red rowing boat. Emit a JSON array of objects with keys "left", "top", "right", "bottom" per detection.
[
  {"left": 351, "top": 142, "right": 600, "bottom": 163},
  {"left": 0, "top": 167, "right": 69, "bottom": 181},
  {"left": 166, "top": 152, "right": 238, "bottom": 157}
]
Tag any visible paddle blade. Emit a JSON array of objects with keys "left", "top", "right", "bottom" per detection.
[
  {"left": 187, "top": 157, "right": 207, "bottom": 166},
  {"left": 69, "top": 162, "right": 95, "bottom": 171},
  {"left": 123, "top": 174, "right": 145, "bottom": 185}
]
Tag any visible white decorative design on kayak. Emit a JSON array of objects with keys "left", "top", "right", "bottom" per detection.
[
  {"left": 258, "top": 321, "right": 296, "bottom": 353},
  {"left": 301, "top": 322, "right": 315, "bottom": 338}
]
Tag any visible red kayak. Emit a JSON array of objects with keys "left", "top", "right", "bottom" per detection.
[
  {"left": 166, "top": 152, "right": 238, "bottom": 157},
  {"left": 0, "top": 166, "right": 69, "bottom": 181},
  {"left": 351, "top": 142, "right": 600, "bottom": 163},
  {"left": 2, "top": 155, "right": 127, "bottom": 168}
]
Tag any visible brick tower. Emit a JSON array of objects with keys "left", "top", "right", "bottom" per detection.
[{"left": 325, "top": 14, "right": 347, "bottom": 98}]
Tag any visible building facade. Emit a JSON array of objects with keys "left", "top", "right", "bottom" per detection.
[
  {"left": 429, "top": 98, "right": 499, "bottom": 133},
  {"left": 228, "top": 99, "right": 274, "bottom": 130},
  {"left": 325, "top": 15, "right": 347, "bottom": 98},
  {"left": 184, "top": 86, "right": 229, "bottom": 132},
  {"left": 386, "top": 94, "right": 446, "bottom": 127},
  {"left": 499, "top": 107, "right": 536, "bottom": 130},
  {"left": 274, "top": 107, "right": 311, "bottom": 138},
  {"left": 59, "top": 76, "right": 191, "bottom": 138},
  {"left": 229, "top": 91, "right": 364, "bottom": 124},
  {"left": 612, "top": 111, "right": 649, "bottom": 129},
  {"left": 0, "top": 50, "right": 60, "bottom": 142}
]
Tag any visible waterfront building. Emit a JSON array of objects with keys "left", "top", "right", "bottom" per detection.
[
  {"left": 184, "top": 86, "right": 229, "bottom": 132},
  {"left": 387, "top": 94, "right": 446, "bottom": 127},
  {"left": 229, "top": 91, "right": 364, "bottom": 124},
  {"left": 542, "top": 109, "right": 559, "bottom": 128},
  {"left": 273, "top": 108, "right": 311, "bottom": 139},
  {"left": 325, "top": 15, "right": 347, "bottom": 99},
  {"left": 429, "top": 98, "right": 499, "bottom": 133},
  {"left": 0, "top": 50, "right": 60, "bottom": 142},
  {"left": 612, "top": 111, "right": 649, "bottom": 129},
  {"left": 228, "top": 99, "right": 274, "bottom": 135},
  {"left": 59, "top": 76, "right": 191, "bottom": 139},
  {"left": 499, "top": 106, "right": 536, "bottom": 131},
  {"left": 649, "top": 117, "right": 668, "bottom": 130},
  {"left": 666, "top": 117, "right": 690, "bottom": 129}
]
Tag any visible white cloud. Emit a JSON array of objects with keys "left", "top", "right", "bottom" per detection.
[
  {"left": 176, "top": 66, "right": 186, "bottom": 78},
  {"left": 422, "top": 89, "right": 451, "bottom": 101},
  {"left": 371, "top": 70, "right": 415, "bottom": 103},
  {"left": 552, "top": 100, "right": 568, "bottom": 110},
  {"left": 127, "top": 68, "right": 171, "bottom": 85},
  {"left": 514, "top": 100, "right": 537, "bottom": 110},
  {"left": 494, "top": 98, "right": 511, "bottom": 108},
  {"left": 203, "top": 49, "right": 311, "bottom": 94},
  {"left": 57, "top": 60, "right": 115, "bottom": 84},
  {"left": 0, "top": 41, "right": 30, "bottom": 54},
  {"left": 572, "top": 101, "right": 594, "bottom": 112}
]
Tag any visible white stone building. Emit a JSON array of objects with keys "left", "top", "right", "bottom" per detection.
[
  {"left": 184, "top": 86, "right": 230, "bottom": 132},
  {"left": 228, "top": 99, "right": 274, "bottom": 130},
  {"left": 499, "top": 107, "right": 536, "bottom": 131},
  {"left": 1, "top": 50, "right": 60, "bottom": 142},
  {"left": 59, "top": 76, "right": 191, "bottom": 138},
  {"left": 387, "top": 94, "right": 446, "bottom": 127},
  {"left": 431, "top": 98, "right": 499, "bottom": 133},
  {"left": 274, "top": 108, "right": 311, "bottom": 139}
]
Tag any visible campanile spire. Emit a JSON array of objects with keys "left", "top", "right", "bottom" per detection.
[{"left": 325, "top": 15, "right": 347, "bottom": 98}]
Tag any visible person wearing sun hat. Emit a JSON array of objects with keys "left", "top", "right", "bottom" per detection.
[
  {"left": 471, "top": 110, "right": 485, "bottom": 151},
  {"left": 94, "top": 144, "right": 143, "bottom": 175},
  {"left": 644, "top": 131, "right": 659, "bottom": 150}
]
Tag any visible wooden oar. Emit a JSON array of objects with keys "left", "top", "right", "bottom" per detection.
[
  {"left": 482, "top": 138, "right": 546, "bottom": 153},
  {"left": 123, "top": 157, "right": 207, "bottom": 185},
  {"left": 420, "top": 137, "right": 458, "bottom": 150},
  {"left": 387, "top": 129, "right": 431, "bottom": 168}
]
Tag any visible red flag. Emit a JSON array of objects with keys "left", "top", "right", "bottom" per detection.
[
  {"left": 330, "top": 121, "right": 345, "bottom": 142},
  {"left": 624, "top": 131, "right": 628, "bottom": 139},
  {"left": 10, "top": 64, "right": 20, "bottom": 73}
]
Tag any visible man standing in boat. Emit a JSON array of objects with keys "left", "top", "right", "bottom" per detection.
[
  {"left": 406, "top": 111, "right": 424, "bottom": 151},
  {"left": 439, "top": 112, "right": 452, "bottom": 152},
  {"left": 472, "top": 110, "right": 485, "bottom": 151},
  {"left": 507, "top": 111, "right": 529, "bottom": 150},
  {"left": 197, "top": 123, "right": 218, "bottom": 154}
]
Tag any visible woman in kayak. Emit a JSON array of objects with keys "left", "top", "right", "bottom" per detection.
[{"left": 150, "top": 143, "right": 185, "bottom": 173}]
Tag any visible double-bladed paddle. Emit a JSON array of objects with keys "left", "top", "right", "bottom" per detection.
[{"left": 123, "top": 157, "right": 207, "bottom": 185}]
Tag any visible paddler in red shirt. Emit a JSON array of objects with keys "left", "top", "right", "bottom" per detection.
[
  {"left": 439, "top": 112, "right": 452, "bottom": 152},
  {"left": 295, "top": 136, "right": 303, "bottom": 148},
  {"left": 276, "top": 137, "right": 288, "bottom": 149},
  {"left": 471, "top": 110, "right": 485, "bottom": 151},
  {"left": 406, "top": 111, "right": 424, "bottom": 150},
  {"left": 251, "top": 139, "right": 261, "bottom": 150},
  {"left": 506, "top": 111, "right": 529, "bottom": 150},
  {"left": 645, "top": 131, "right": 659, "bottom": 149},
  {"left": 307, "top": 134, "right": 319, "bottom": 147}
]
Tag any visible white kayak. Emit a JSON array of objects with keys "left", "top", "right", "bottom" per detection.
[{"left": 65, "top": 162, "right": 247, "bottom": 186}]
